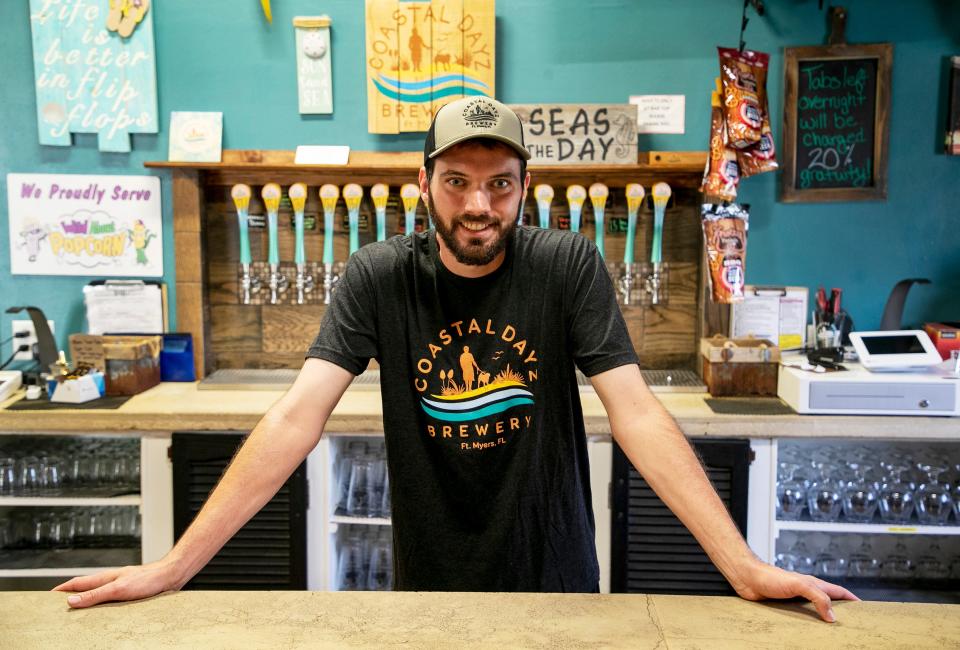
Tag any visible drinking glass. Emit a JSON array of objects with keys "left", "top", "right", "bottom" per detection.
[
  {"left": 337, "top": 536, "right": 366, "bottom": 591},
  {"left": 776, "top": 463, "right": 806, "bottom": 521},
  {"left": 370, "top": 458, "right": 387, "bottom": 519},
  {"left": 0, "top": 458, "right": 15, "bottom": 495},
  {"left": 787, "top": 538, "right": 815, "bottom": 575},
  {"left": 847, "top": 538, "right": 881, "bottom": 578},
  {"left": 367, "top": 533, "right": 393, "bottom": 591},
  {"left": 40, "top": 456, "right": 62, "bottom": 496},
  {"left": 915, "top": 464, "right": 952, "bottom": 525},
  {"left": 915, "top": 538, "right": 950, "bottom": 580},
  {"left": 347, "top": 460, "right": 373, "bottom": 518},
  {"left": 842, "top": 463, "right": 878, "bottom": 523},
  {"left": 380, "top": 470, "right": 392, "bottom": 519},
  {"left": 17, "top": 456, "right": 41, "bottom": 496},
  {"left": 878, "top": 465, "right": 915, "bottom": 524},
  {"left": 881, "top": 541, "right": 913, "bottom": 579},
  {"left": 814, "top": 535, "right": 848, "bottom": 578},
  {"left": 807, "top": 465, "right": 843, "bottom": 522}
]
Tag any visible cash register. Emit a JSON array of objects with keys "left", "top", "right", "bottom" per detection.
[{"left": 778, "top": 330, "right": 960, "bottom": 416}]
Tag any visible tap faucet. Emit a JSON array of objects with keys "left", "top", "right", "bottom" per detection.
[
  {"left": 262, "top": 183, "right": 287, "bottom": 304},
  {"left": 319, "top": 184, "right": 341, "bottom": 305},
  {"left": 645, "top": 182, "right": 672, "bottom": 305},
  {"left": 619, "top": 183, "right": 645, "bottom": 305},
  {"left": 289, "top": 182, "right": 313, "bottom": 304}
]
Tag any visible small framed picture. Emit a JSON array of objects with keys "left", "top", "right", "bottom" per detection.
[{"left": 168, "top": 112, "right": 223, "bottom": 163}]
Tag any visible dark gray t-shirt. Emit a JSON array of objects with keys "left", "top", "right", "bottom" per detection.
[{"left": 307, "top": 225, "right": 638, "bottom": 592}]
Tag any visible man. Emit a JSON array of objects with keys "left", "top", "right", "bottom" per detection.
[{"left": 55, "top": 96, "right": 856, "bottom": 621}]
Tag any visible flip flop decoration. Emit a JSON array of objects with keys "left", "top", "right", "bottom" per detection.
[
  {"left": 260, "top": 0, "right": 273, "bottom": 23},
  {"left": 106, "top": 0, "right": 150, "bottom": 39}
]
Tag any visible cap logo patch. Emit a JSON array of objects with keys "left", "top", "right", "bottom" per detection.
[{"left": 462, "top": 98, "right": 499, "bottom": 129}]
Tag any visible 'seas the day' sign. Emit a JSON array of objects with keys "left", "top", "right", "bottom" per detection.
[
  {"left": 7, "top": 173, "right": 162, "bottom": 277},
  {"left": 509, "top": 104, "right": 639, "bottom": 165},
  {"left": 29, "top": 0, "right": 158, "bottom": 152}
]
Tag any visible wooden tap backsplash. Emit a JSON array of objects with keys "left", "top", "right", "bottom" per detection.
[{"left": 148, "top": 151, "right": 711, "bottom": 377}]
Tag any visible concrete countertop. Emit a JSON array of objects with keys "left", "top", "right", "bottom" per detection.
[
  {"left": 1, "top": 591, "right": 958, "bottom": 649},
  {"left": 1, "top": 382, "right": 958, "bottom": 439}
]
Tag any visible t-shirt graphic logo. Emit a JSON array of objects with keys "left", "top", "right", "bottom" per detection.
[
  {"left": 461, "top": 99, "right": 499, "bottom": 129},
  {"left": 413, "top": 318, "right": 539, "bottom": 450},
  {"left": 420, "top": 347, "right": 534, "bottom": 422}
]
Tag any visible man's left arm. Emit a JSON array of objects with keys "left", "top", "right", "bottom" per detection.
[{"left": 590, "top": 363, "right": 858, "bottom": 623}]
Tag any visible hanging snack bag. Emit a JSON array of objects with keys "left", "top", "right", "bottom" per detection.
[
  {"left": 701, "top": 203, "right": 749, "bottom": 303},
  {"left": 701, "top": 89, "right": 740, "bottom": 201},
  {"left": 736, "top": 54, "right": 778, "bottom": 177},
  {"left": 718, "top": 47, "right": 768, "bottom": 149}
]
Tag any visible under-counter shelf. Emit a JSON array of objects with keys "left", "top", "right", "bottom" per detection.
[
  {"left": 0, "top": 547, "right": 140, "bottom": 576},
  {"left": 0, "top": 496, "right": 141, "bottom": 507},
  {"left": 330, "top": 515, "right": 391, "bottom": 527},
  {"left": 775, "top": 520, "right": 960, "bottom": 536}
]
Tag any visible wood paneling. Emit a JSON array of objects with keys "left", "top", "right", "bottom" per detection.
[{"left": 154, "top": 151, "right": 710, "bottom": 375}]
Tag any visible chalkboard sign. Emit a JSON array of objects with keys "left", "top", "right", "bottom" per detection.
[{"left": 781, "top": 44, "right": 892, "bottom": 202}]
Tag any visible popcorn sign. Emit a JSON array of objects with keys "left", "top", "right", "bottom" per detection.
[
  {"left": 29, "top": 0, "right": 159, "bottom": 152},
  {"left": 7, "top": 173, "right": 162, "bottom": 276}
]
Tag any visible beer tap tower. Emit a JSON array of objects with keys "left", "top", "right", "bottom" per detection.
[
  {"left": 565, "top": 185, "right": 586, "bottom": 233},
  {"left": 231, "top": 183, "right": 260, "bottom": 304},
  {"left": 371, "top": 183, "right": 389, "bottom": 242},
  {"left": 319, "top": 184, "right": 340, "bottom": 305}
]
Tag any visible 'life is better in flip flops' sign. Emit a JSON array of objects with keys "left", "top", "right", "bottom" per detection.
[{"left": 29, "top": 0, "right": 158, "bottom": 152}]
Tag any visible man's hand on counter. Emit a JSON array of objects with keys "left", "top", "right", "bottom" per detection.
[
  {"left": 728, "top": 558, "right": 860, "bottom": 623},
  {"left": 53, "top": 560, "right": 186, "bottom": 608}
]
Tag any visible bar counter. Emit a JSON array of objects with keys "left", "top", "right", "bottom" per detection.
[
  {"left": 1, "top": 381, "right": 957, "bottom": 439},
  {"left": 1, "top": 591, "right": 958, "bottom": 648}
]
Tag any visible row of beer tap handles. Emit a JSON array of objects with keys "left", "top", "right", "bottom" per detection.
[{"left": 230, "top": 180, "right": 672, "bottom": 306}]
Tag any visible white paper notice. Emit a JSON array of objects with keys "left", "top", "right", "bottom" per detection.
[
  {"left": 629, "top": 95, "right": 685, "bottom": 134},
  {"left": 732, "top": 294, "right": 780, "bottom": 343},
  {"left": 295, "top": 145, "right": 350, "bottom": 165}
]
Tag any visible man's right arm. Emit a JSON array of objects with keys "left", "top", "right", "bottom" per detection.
[{"left": 53, "top": 358, "right": 355, "bottom": 608}]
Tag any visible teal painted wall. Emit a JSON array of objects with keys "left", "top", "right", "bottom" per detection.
[{"left": 2, "top": 0, "right": 958, "bottom": 369}]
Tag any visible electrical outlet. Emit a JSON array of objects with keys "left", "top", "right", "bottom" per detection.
[{"left": 11, "top": 319, "right": 55, "bottom": 362}]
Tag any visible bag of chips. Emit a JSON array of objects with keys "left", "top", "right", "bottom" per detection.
[
  {"left": 701, "top": 203, "right": 749, "bottom": 304},
  {"left": 718, "top": 47, "right": 769, "bottom": 150},
  {"left": 701, "top": 89, "right": 740, "bottom": 201}
]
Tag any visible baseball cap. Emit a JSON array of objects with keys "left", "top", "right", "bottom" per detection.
[{"left": 424, "top": 95, "right": 531, "bottom": 163}]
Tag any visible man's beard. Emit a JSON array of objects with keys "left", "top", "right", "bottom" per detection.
[{"left": 428, "top": 195, "right": 522, "bottom": 266}]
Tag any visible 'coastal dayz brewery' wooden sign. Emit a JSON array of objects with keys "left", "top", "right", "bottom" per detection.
[
  {"left": 365, "top": 0, "right": 495, "bottom": 133},
  {"left": 510, "top": 104, "right": 639, "bottom": 165},
  {"left": 29, "top": 0, "right": 159, "bottom": 152},
  {"left": 7, "top": 173, "right": 162, "bottom": 276}
]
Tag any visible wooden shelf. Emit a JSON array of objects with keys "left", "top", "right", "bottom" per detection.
[{"left": 145, "top": 150, "right": 708, "bottom": 188}]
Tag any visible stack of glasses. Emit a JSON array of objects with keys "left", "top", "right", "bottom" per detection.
[
  {"left": 336, "top": 525, "right": 393, "bottom": 591},
  {"left": 0, "top": 438, "right": 140, "bottom": 497},
  {"left": 775, "top": 445, "right": 960, "bottom": 526},
  {"left": 775, "top": 532, "right": 960, "bottom": 581},
  {"left": 0, "top": 506, "right": 141, "bottom": 552},
  {"left": 334, "top": 440, "right": 390, "bottom": 519}
]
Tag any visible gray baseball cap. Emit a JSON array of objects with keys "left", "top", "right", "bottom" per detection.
[{"left": 424, "top": 95, "right": 531, "bottom": 163}]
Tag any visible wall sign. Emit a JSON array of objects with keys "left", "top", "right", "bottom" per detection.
[
  {"left": 7, "top": 173, "right": 162, "bottom": 277},
  {"left": 781, "top": 43, "right": 892, "bottom": 202},
  {"left": 168, "top": 112, "right": 223, "bottom": 163},
  {"left": 293, "top": 15, "right": 333, "bottom": 114},
  {"left": 629, "top": 95, "right": 686, "bottom": 134},
  {"left": 509, "top": 104, "right": 638, "bottom": 165},
  {"left": 365, "top": 0, "right": 495, "bottom": 134},
  {"left": 29, "top": 0, "right": 159, "bottom": 152}
]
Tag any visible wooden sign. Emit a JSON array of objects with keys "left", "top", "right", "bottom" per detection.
[
  {"left": 781, "top": 44, "right": 892, "bottom": 202},
  {"left": 510, "top": 104, "right": 638, "bottom": 165},
  {"left": 365, "top": 0, "right": 495, "bottom": 134},
  {"left": 28, "top": 0, "right": 159, "bottom": 152},
  {"left": 293, "top": 16, "right": 333, "bottom": 114}
]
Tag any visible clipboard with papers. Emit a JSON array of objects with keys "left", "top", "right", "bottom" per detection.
[
  {"left": 83, "top": 280, "right": 168, "bottom": 335},
  {"left": 730, "top": 285, "right": 808, "bottom": 350}
]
